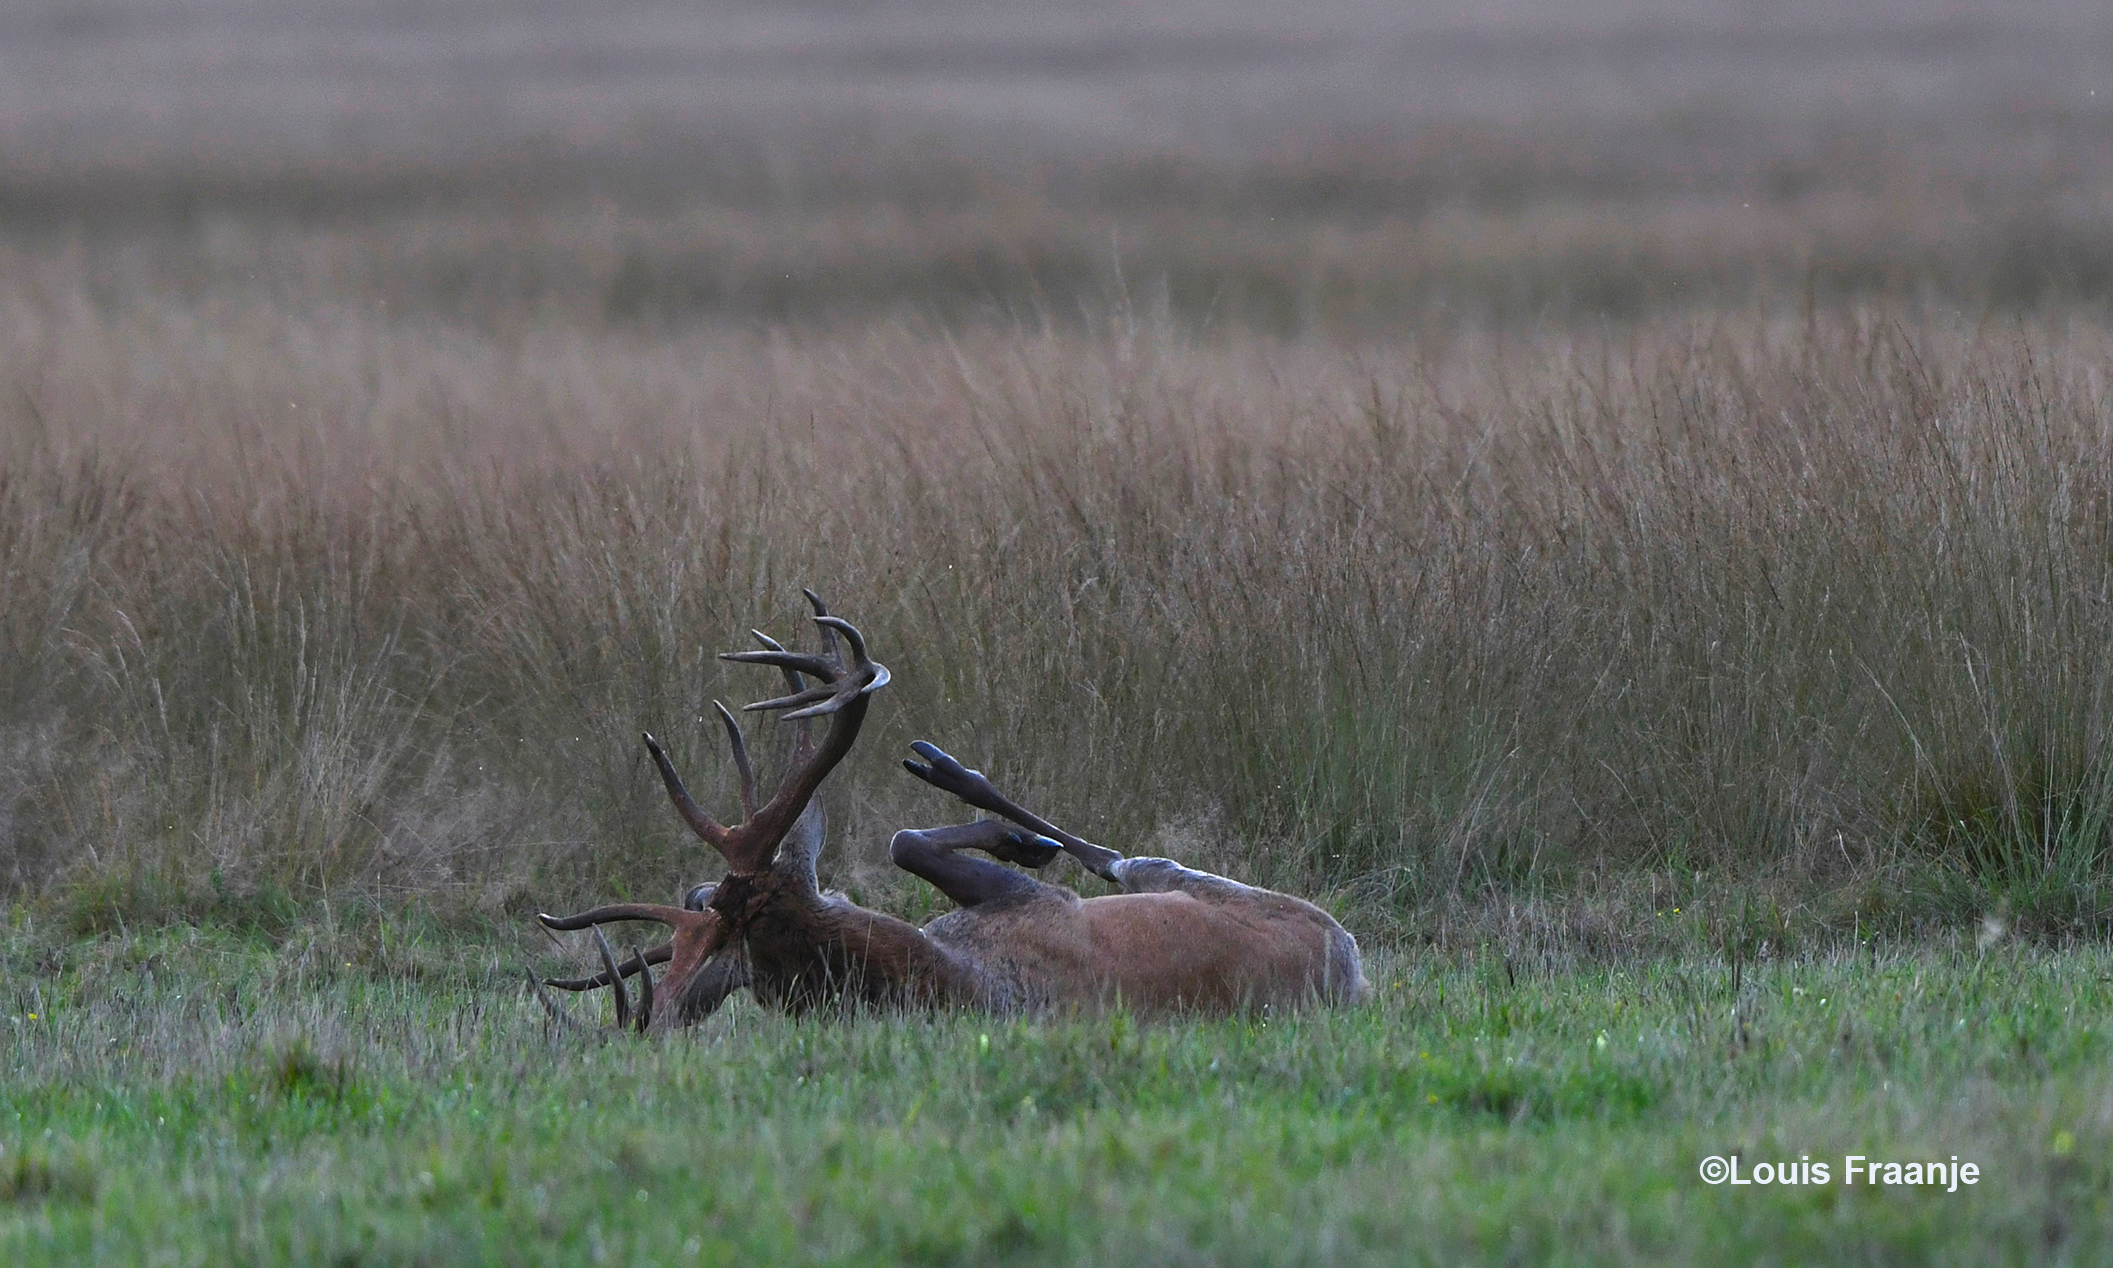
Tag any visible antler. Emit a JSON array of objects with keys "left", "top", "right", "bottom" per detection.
[
  {"left": 532, "top": 902, "right": 730, "bottom": 1034},
  {"left": 644, "top": 590, "right": 890, "bottom": 875},
  {"left": 533, "top": 591, "right": 887, "bottom": 1033}
]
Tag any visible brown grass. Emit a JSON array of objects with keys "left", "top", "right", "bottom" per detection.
[{"left": 3, "top": 261, "right": 2111, "bottom": 940}]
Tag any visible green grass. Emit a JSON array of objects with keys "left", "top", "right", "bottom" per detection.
[{"left": 3, "top": 917, "right": 2107, "bottom": 1265}]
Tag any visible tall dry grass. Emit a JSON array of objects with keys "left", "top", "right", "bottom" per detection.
[{"left": 3, "top": 263, "right": 2112, "bottom": 938}]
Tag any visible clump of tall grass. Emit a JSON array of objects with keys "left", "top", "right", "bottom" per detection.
[{"left": 3, "top": 280, "right": 2111, "bottom": 938}]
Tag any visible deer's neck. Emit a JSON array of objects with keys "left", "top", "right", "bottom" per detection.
[{"left": 737, "top": 885, "right": 997, "bottom": 1013}]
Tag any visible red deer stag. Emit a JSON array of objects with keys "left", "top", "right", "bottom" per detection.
[{"left": 533, "top": 594, "right": 1366, "bottom": 1032}]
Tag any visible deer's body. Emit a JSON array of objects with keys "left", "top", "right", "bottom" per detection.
[
  {"left": 720, "top": 853, "right": 1364, "bottom": 1018},
  {"left": 930, "top": 885, "right": 1364, "bottom": 1013},
  {"left": 535, "top": 594, "right": 1366, "bottom": 1032}
]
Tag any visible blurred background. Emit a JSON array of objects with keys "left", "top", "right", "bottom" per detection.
[{"left": 6, "top": 0, "right": 2110, "bottom": 333}]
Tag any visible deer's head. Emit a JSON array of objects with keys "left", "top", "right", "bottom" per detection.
[{"left": 532, "top": 591, "right": 888, "bottom": 1033}]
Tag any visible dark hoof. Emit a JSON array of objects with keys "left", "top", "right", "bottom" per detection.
[{"left": 993, "top": 831, "right": 1063, "bottom": 869}]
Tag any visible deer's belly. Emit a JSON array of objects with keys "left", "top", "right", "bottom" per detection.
[
  {"left": 1012, "top": 893, "right": 1333, "bottom": 1013},
  {"left": 1080, "top": 892, "right": 1313, "bottom": 1011},
  {"left": 925, "top": 891, "right": 1341, "bottom": 1014}
]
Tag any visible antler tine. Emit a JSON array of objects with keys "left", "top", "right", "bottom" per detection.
[
  {"left": 814, "top": 614, "right": 867, "bottom": 666},
  {"left": 740, "top": 681, "right": 838, "bottom": 714},
  {"left": 748, "top": 629, "right": 810, "bottom": 697},
  {"left": 723, "top": 645, "right": 838, "bottom": 679},
  {"left": 712, "top": 701, "right": 757, "bottom": 818},
  {"left": 804, "top": 588, "right": 840, "bottom": 661},
  {"left": 543, "top": 941, "right": 672, "bottom": 992},
  {"left": 725, "top": 644, "right": 838, "bottom": 740},
  {"left": 748, "top": 628, "right": 816, "bottom": 755},
  {"left": 641, "top": 732, "right": 730, "bottom": 853},
  {"left": 538, "top": 902, "right": 696, "bottom": 932},
  {"left": 629, "top": 945, "right": 654, "bottom": 1034},
  {"left": 592, "top": 926, "right": 631, "bottom": 1031}
]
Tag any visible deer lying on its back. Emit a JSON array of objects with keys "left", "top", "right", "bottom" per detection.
[{"left": 535, "top": 594, "right": 1367, "bottom": 1032}]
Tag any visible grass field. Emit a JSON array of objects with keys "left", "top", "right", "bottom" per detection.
[
  {"left": 7, "top": 307, "right": 2113, "bottom": 942},
  {"left": 6, "top": 1, "right": 2113, "bottom": 1262},
  {"left": 3, "top": 918, "right": 2107, "bottom": 1265},
  {"left": 8, "top": 1, "right": 2113, "bottom": 331}
]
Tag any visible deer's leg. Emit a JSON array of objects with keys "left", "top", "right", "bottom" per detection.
[
  {"left": 901, "top": 742, "right": 1125, "bottom": 882},
  {"left": 889, "top": 820, "right": 1062, "bottom": 909},
  {"left": 1102, "top": 856, "right": 1256, "bottom": 900},
  {"left": 899, "top": 746, "right": 1264, "bottom": 898}
]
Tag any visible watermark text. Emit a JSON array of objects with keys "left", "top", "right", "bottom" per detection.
[{"left": 1698, "top": 1154, "right": 1979, "bottom": 1192}]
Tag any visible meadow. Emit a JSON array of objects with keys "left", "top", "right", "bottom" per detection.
[
  {"left": 5, "top": 0, "right": 2113, "bottom": 1261},
  {"left": 7, "top": 299, "right": 2113, "bottom": 944},
  {"left": 4, "top": 923, "right": 2107, "bottom": 1265}
]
